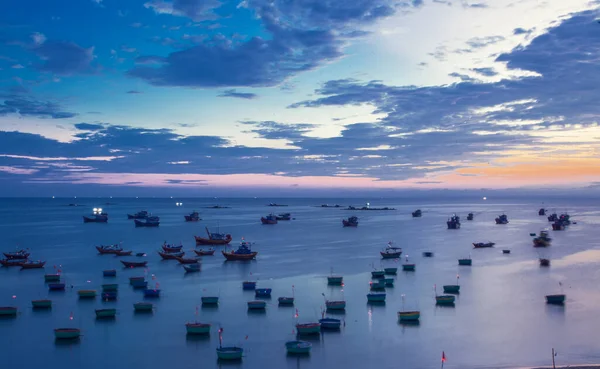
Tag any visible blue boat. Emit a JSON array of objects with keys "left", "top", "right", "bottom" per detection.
[
  {"left": 48, "top": 283, "right": 66, "bottom": 291},
  {"left": 143, "top": 289, "right": 161, "bottom": 298},
  {"left": 247, "top": 300, "right": 266, "bottom": 310},
  {"left": 103, "top": 269, "right": 117, "bottom": 277},
  {"left": 216, "top": 347, "right": 243, "bottom": 360},
  {"left": 278, "top": 297, "right": 294, "bottom": 306},
  {"left": 255, "top": 288, "right": 272, "bottom": 298},
  {"left": 319, "top": 318, "right": 341, "bottom": 330},
  {"left": 447, "top": 214, "right": 460, "bottom": 229},
  {"left": 201, "top": 296, "right": 219, "bottom": 305},
  {"left": 135, "top": 216, "right": 160, "bottom": 227},
  {"left": 131, "top": 280, "right": 148, "bottom": 289},
  {"left": 242, "top": 281, "right": 256, "bottom": 290}
]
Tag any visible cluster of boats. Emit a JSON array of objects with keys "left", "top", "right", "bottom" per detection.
[
  {"left": 260, "top": 213, "right": 291, "bottom": 224},
  {"left": 0, "top": 249, "right": 46, "bottom": 269},
  {"left": 84, "top": 209, "right": 206, "bottom": 226}
]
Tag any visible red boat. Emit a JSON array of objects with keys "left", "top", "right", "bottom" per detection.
[
  {"left": 176, "top": 257, "right": 199, "bottom": 265},
  {"left": 115, "top": 250, "right": 133, "bottom": 256},
  {"left": 194, "top": 249, "right": 215, "bottom": 256},
  {"left": 0, "top": 259, "right": 26, "bottom": 267},
  {"left": 162, "top": 243, "right": 183, "bottom": 253},
  {"left": 158, "top": 251, "right": 184, "bottom": 260},
  {"left": 20, "top": 260, "right": 46, "bottom": 269},
  {"left": 3, "top": 250, "right": 30, "bottom": 259},
  {"left": 260, "top": 214, "right": 278, "bottom": 225},
  {"left": 96, "top": 245, "right": 123, "bottom": 254},
  {"left": 121, "top": 260, "right": 148, "bottom": 268},
  {"left": 222, "top": 241, "right": 258, "bottom": 261},
  {"left": 194, "top": 227, "right": 232, "bottom": 245}
]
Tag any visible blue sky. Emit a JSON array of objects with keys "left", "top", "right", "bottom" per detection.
[{"left": 1, "top": 0, "right": 600, "bottom": 195}]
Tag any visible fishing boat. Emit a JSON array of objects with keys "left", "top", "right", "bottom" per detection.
[
  {"left": 286, "top": 341, "right": 312, "bottom": 354},
  {"left": 447, "top": 215, "right": 461, "bottom": 229},
  {"left": 381, "top": 245, "right": 402, "bottom": 259},
  {"left": 422, "top": 251, "right": 434, "bottom": 257},
  {"left": 184, "top": 211, "right": 201, "bottom": 222},
  {"left": 176, "top": 256, "right": 199, "bottom": 265},
  {"left": 193, "top": 248, "right": 215, "bottom": 256},
  {"left": 325, "top": 300, "right": 346, "bottom": 310},
  {"left": 559, "top": 213, "right": 571, "bottom": 225},
  {"left": 466, "top": 213, "right": 474, "bottom": 221},
  {"left": 32, "top": 299, "right": 52, "bottom": 309},
  {"left": 319, "top": 318, "right": 341, "bottom": 330},
  {"left": 216, "top": 347, "right": 243, "bottom": 361},
  {"left": 398, "top": 311, "right": 420, "bottom": 321},
  {"left": 367, "top": 293, "right": 386, "bottom": 302},
  {"left": 183, "top": 264, "right": 200, "bottom": 273},
  {"left": 539, "top": 208, "right": 546, "bottom": 216},
  {"left": 533, "top": 231, "right": 552, "bottom": 247},
  {"left": 102, "top": 283, "right": 118, "bottom": 291},
  {"left": 127, "top": 210, "right": 149, "bottom": 220},
  {"left": 131, "top": 280, "right": 148, "bottom": 289},
  {"left": 222, "top": 240, "right": 258, "bottom": 261},
  {"left": 384, "top": 267, "right": 398, "bottom": 275},
  {"left": 115, "top": 250, "right": 132, "bottom": 256},
  {"left": 295, "top": 323, "right": 321, "bottom": 335},
  {"left": 342, "top": 216, "right": 358, "bottom": 227},
  {"left": 402, "top": 264, "right": 415, "bottom": 271},
  {"left": 552, "top": 221, "right": 565, "bottom": 231},
  {"left": 278, "top": 297, "right": 294, "bottom": 306},
  {"left": 503, "top": 249, "right": 511, "bottom": 254},
  {"left": 3, "top": 250, "right": 29, "bottom": 259},
  {"left": 103, "top": 269, "right": 117, "bottom": 277},
  {"left": 78, "top": 289, "right": 97, "bottom": 298},
  {"left": 101, "top": 291, "right": 118, "bottom": 300},
  {"left": 0, "top": 258, "right": 26, "bottom": 267},
  {"left": 247, "top": 300, "right": 266, "bottom": 309},
  {"left": 412, "top": 209, "right": 422, "bottom": 217},
  {"left": 268, "top": 203, "right": 288, "bottom": 207},
  {"left": 371, "top": 270, "right": 385, "bottom": 278},
  {"left": 135, "top": 216, "right": 160, "bottom": 227},
  {"left": 158, "top": 250, "right": 185, "bottom": 260},
  {"left": 370, "top": 280, "right": 385, "bottom": 290},
  {"left": 95, "top": 308, "right": 117, "bottom": 318},
  {"left": 195, "top": 227, "right": 233, "bottom": 245},
  {"left": 48, "top": 283, "right": 65, "bottom": 291},
  {"left": 443, "top": 285, "right": 460, "bottom": 294},
  {"left": 21, "top": 260, "right": 46, "bottom": 269},
  {"left": 44, "top": 273, "right": 61, "bottom": 282},
  {"left": 458, "top": 258, "right": 472, "bottom": 266},
  {"left": 545, "top": 294, "right": 565, "bottom": 305},
  {"left": 54, "top": 328, "right": 81, "bottom": 340},
  {"left": 129, "top": 276, "right": 145, "bottom": 285},
  {"left": 83, "top": 213, "right": 108, "bottom": 223},
  {"left": 255, "top": 288, "right": 272, "bottom": 298},
  {"left": 201, "top": 296, "right": 219, "bottom": 305},
  {"left": 327, "top": 275, "right": 343, "bottom": 285},
  {"left": 134, "top": 302, "right": 153, "bottom": 312},
  {"left": 261, "top": 214, "right": 278, "bottom": 224},
  {"left": 548, "top": 213, "right": 558, "bottom": 222},
  {"left": 495, "top": 214, "right": 509, "bottom": 225},
  {"left": 384, "top": 278, "right": 394, "bottom": 286},
  {"left": 121, "top": 260, "right": 147, "bottom": 268},
  {"left": 162, "top": 243, "right": 183, "bottom": 253},
  {"left": 539, "top": 258, "right": 550, "bottom": 267},
  {"left": 0, "top": 307, "right": 17, "bottom": 316},
  {"left": 473, "top": 242, "right": 495, "bottom": 248},
  {"left": 276, "top": 213, "right": 291, "bottom": 220},
  {"left": 96, "top": 245, "right": 123, "bottom": 254},
  {"left": 242, "top": 281, "right": 256, "bottom": 290},
  {"left": 435, "top": 295, "right": 455, "bottom": 305},
  {"left": 143, "top": 289, "right": 161, "bottom": 298},
  {"left": 186, "top": 322, "right": 211, "bottom": 334}
]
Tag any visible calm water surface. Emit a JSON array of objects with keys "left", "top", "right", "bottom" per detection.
[{"left": 1, "top": 197, "right": 600, "bottom": 369}]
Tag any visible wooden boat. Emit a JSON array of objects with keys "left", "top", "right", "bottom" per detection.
[
  {"left": 422, "top": 251, "right": 434, "bottom": 257},
  {"left": 325, "top": 300, "right": 346, "bottom": 310},
  {"left": 158, "top": 250, "right": 184, "bottom": 260},
  {"left": 458, "top": 258, "right": 472, "bottom": 266},
  {"left": 133, "top": 302, "right": 153, "bottom": 312},
  {"left": 162, "top": 243, "right": 183, "bottom": 253},
  {"left": 83, "top": 213, "right": 108, "bottom": 223},
  {"left": 134, "top": 216, "right": 160, "bottom": 227},
  {"left": 201, "top": 296, "right": 219, "bottom": 305},
  {"left": 370, "top": 280, "right": 385, "bottom": 290},
  {"left": 0, "top": 306, "right": 17, "bottom": 316},
  {"left": 95, "top": 308, "right": 117, "bottom": 318},
  {"left": 102, "top": 283, "right": 118, "bottom": 291},
  {"left": 184, "top": 211, "right": 201, "bottom": 222},
  {"left": 115, "top": 250, "right": 133, "bottom": 256},
  {"left": 435, "top": 295, "right": 455, "bottom": 305},
  {"left": 443, "top": 285, "right": 460, "bottom": 294},
  {"left": 466, "top": 212, "right": 474, "bottom": 221},
  {"left": 255, "top": 288, "right": 272, "bottom": 298},
  {"left": 371, "top": 270, "right": 385, "bottom": 278},
  {"left": 381, "top": 246, "right": 402, "bottom": 259},
  {"left": 276, "top": 213, "right": 291, "bottom": 221},
  {"left": 539, "top": 208, "right": 546, "bottom": 216},
  {"left": 319, "top": 318, "right": 341, "bottom": 330},
  {"left": 194, "top": 248, "right": 215, "bottom": 256},
  {"left": 473, "top": 242, "right": 495, "bottom": 248},
  {"left": 183, "top": 264, "right": 200, "bottom": 272},
  {"left": 546, "top": 294, "right": 565, "bottom": 304},
  {"left": 48, "top": 283, "right": 65, "bottom": 291},
  {"left": 78, "top": 289, "right": 97, "bottom": 298},
  {"left": 21, "top": 260, "right": 46, "bottom": 269},
  {"left": 286, "top": 340, "right": 312, "bottom": 354},
  {"left": 327, "top": 275, "right": 343, "bottom": 285},
  {"left": 103, "top": 269, "right": 117, "bottom": 277},
  {"left": 502, "top": 249, "right": 511, "bottom": 254},
  {"left": 367, "top": 293, "right": 386, "bottom": 302},
  {"left": 128, "top": 210, "right": 149, "bottom": 220},
  {"left": 32, "top": 299, "right": 52, "bottom": 309},
  {"left": 195, "top": 227, "right": 232, "bottom": 245},
  {"left": 384, "top": 278, "right": 394, "bottom": 286},
  {"left": 384, "top": 267, "right": 397, "bottom": 275},
  {"left": 447, "top": 215, "right": 461, "bottom": 229},
  {"left": 495, "top": 214, "right": 509, "bottom": 224},
  {"left": 216, "top": 347, "right": 243, "bottom": 360},
  {"left": 539, "top": 258, "right": 550, "bottom": 267},
  {"left": 186, "top": 322, "right": 211, "bottom": 334},
  {"left": 402, "top": 264, "right": 415, "bottom": 271},
  {"left": 3, "top": 250, "right": 29, "bottom": 259},
  {"left": 44, "top": 273, "right": 61, "bottom": 282},
  {"left": 295, "top": 323, "right": 321, "bottom": 335},
  {"left": 342, "top": 216, "right": 358, "bottom": 227},
  {"left": 129, "top": 276, "right": 145, "bottom": 284},
  {"left": 121, "top": 260, "right": 147, "bottom": 268},
  {"left": 243, "top": 281, "right": 256, "bottom": 290},
  {"left": 398, "top": 311, "right": 420, "bottom": 321},
  {"left": 176, "top": 256, "right": 199, "bottom": 265},
  {"left": 101, "top": 291, "right": 118, "bottom": 300},
  {"left": 278, "top": 297, "right": 294, "bottom": 306},
  {"left": 247, "top": 300, "right": 266, "bottom": 309},
  {"left": 96, "top": 245, "right": 123, "bottom": 254},
  {"left": 260, "top": 214, "right": 278, "bottom": 224},
  {"left": 143, "top": 289, "right": 160, "bottom": 298},
  {"left": 131, "top": 280, "right": 148, "bottom": 289},
  {"left": 0, "top": 258, "right": 26, "bottom": 267},
  {"left": 54, "top": 328, "right": 81, "bottom": 340},
  {"left": 222, "top": 241, "right": 258, "bottom": 261}
]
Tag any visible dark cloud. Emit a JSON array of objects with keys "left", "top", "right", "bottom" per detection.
[
  {"left": 144, "top": 0, "right": 221, "bottom": 21},
  {"left": 74, "top": 123, "right": 104, "bottom": 131},
  {"left": 513, "top": 27, "right": 532, "bottom": 35},
  {"left": 127, "top": 90, "right": 143, "bottom": 94},
  {"left": 242, "top": 121, "right": 313, "bottom": 141},
  {"left": 465, "top": 35, "right": 504, "bottom": 49},
  {"left": 463, "top": 2, "right": 487, "bottom": 8},
  {"left": 0, "top": 95, "right": 77, "bottom": 119},
  {"left": 166, "top": 179, "right": 208, "bottom": 184},
  {"left": 448, "top": 72, "right": 477, "bottom": 82},
  {"left": 33, "top": 41, "right": 96, "bottom": 75},
  {"left": 218, "top": 89, "right": 257, "bottom": 99},
  {"left": 471, "top": 67, "right": 497, "bottom": 76}
]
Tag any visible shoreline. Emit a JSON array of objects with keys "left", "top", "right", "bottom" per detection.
[{"left": 521, "top": 365, "right": 600, "bottom": 369}]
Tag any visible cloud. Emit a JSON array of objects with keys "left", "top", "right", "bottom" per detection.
[
  {"left": 462, "top": 2, "right": 487, "bottom": 8},
  {"left": 33, "top": 41, "right": 96, "bottom": 75},
  {"left": 144, "top": 0, "right": 221, "bottom": 21},
  {"left": 0, "top": 95, "right": 77, "bottom": 119},
  {"left": 11, "top": 64, "right": 25, "bottom": 69},
  {"left": 0, "top": 166, "right": 38, "bottom": 175},
  {"left": 465, "top": 35, "right": 504, "bottom": 49},
  {"left": 31, "top": 32, "right": 46, "bottom": 46},
  {"left": 127, "top": 90, "right": 143, "bottom": 94},
  {"left": 513, "top": 27, "right": 532, "bottom": 35},
  {"left": 218, "top": 89, "right": 257, "bottom": 99},
  {"left": 471, "top": 67, "right": 497, "bottom": 76},
  {"left": 74, "top": 123, "right": 104, "bottom": 131},
  {"left": 120, "top": 45, "right": 137, "bottom": 53},
  {"left": 448, "top": 72, "right": 477, "bottom": 82}
]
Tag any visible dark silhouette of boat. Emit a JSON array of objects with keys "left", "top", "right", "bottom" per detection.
[
  {"left": 538, "top": 208, "right": 546, "bottom": 216},
  {"left": 261, "top": 214, "right": 277, "bottom": 224},
  {"left": 473, "top": 242, "right": 495, "bottom": 248},
  {"left": 276, "top": 213, "right": 291, "bottom": 220},
  {"left": 467, "top": 213, "right": 474, "bottom": 221},
  {"left": 268, "top": 203, "right": 288, "bottom": 207},
  {"left": 412, "top": 209, "right": 422, "bottom": 217},
  {"left": 0, "top": 258, "right": 27, "bottom": 267},
  {"left": 195, "top": 227, "right": 232, "bottom": 245},
  {"left": 83, "top": 213, "right": 108, "bottom": 223},
  {"left": 345, "top": 206, "right": 395, "bottom": 211},
  {"left": 3, "top": 250, "right": 29, "bottom": 259},
  {"left": 158, "top": 251, "right": 184, "bottom": 260},
  {"left": 127, "top": 211, "right": 148, "bottom": 220},
  {"left": 121, "top": 260, "right": 147, "bottom": 268},
  {"left": 533, "top": 231, "right": 551, "bottom": 247},
  {"left": 135, "top": 216, "right": 159, "bottom": 227},
  {"left": 547, "top": 213, "right": 558, "bottom": 222},
  {"left": 184, "top": 211, "right": 201, "bottom": 222},
  {"left": 495, "top": 214, "right": 509, "bottom": 224},
  {"left": 162, "top": 243, "right": 183, "bottom": 253},
  {"left": 96, "top": 245, "right": 123, "bottom": 254},
  {"left": 342, "top": 216, "right": 358, "bottom": 227},
  {"left": 222, "top": 240, "right": 257, "bottom": 261},
  {"left": 447, "top": 215, "right": 460, "bottom": 229}
]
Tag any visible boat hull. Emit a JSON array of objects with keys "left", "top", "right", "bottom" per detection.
[
  {"left": 327, "top": 276, "right": 343, "bottom": 285},
  {"left": 436, "top": 296, "right": 456, "bottom": 305},
  {"left": 247, "top": 301, "right": 266, "bottom": 310},
  {"left": 0, "top": 307, "right": 17, "bottom": 316},
  {"left": 83, "top": 216, "right": 107, "bottom": 223},
  {"left": 134, "top": 219, "right": 159, "bottom": 227},
  {"left": 134, "top": 302, "right": 153, "bottom": 312},
  {"left": 260, "top": 217, "right": 277, "bottom": 224},
  {"left": 381, "top": 252, "right": 402, "bottom": 259},
  {"left": 48, "top": 283, "right": 66, "bottom": 291},
  {"left": 371, "top": 271, "right": 385, "bottom": 279},
  {"left": 443, "top": 285, "right": 460, "bottom": 294},
  {"left": 54, "top": 328, "right": 81, "bottom": 340},
  {"left": 121, "top": 261, "right": 148, "bottom": 268},
  {"left": 367, "top": 293, "right": 386, "bottom": 302},
  {"left": 402, "top": 264, "right": 415, "bottom": 271},
  {"left": 384, "top": 278, "right": 394, "bottom": 286},
  {"left": 103, "top": 270, "right": 117, "bottom": 277},
  {"left": 32, "top": 299, "right": 52, "bottom": 309},
  {"left": 384, "top": 268, "right": 397, "bottom": 275},
  {"left": 222, "top": 251, "right": 258, "bottom": 261},
  {"left": 423, "top": 251, "right": 434, "bottom": 257},
  {"left": 255, "top": 288, "right": 272, "bottom": 298},
  {"left": 193, "top": 249, "right": 215, "bottom": 256},
  {"left": 216, "top": 347, "right": 243, "bottom": 360},
  {"left": 78, "top": 290, "right": 97, "bottom": 298},
  {"left": 325, "top": 301, "right": 346, "bottom": 310},
  {"left": 278, "top": 297, "right": 294, "bottom": 306},
  {"left": 21, "top": 261, "right": 46, "bottom": 269},
  {"left": 102, "top": 284, "right": 118, "bottom": 291},
  {"left": 319, "top": 318, "right": 341, "bottom": 330},
  {"left": 44, "top": 274, "right": 61, "bottom": 282},
  {"left": 546, "top": 294, "right": 565, "bottom": 304},
  {"left": 201, "top": 297, "right": 219, "bottom": 305},
  {"left": 0, "top": 259, "right": 26, "bottom": 267},
  {"left": 194, "top": 236, "right": 232, "bottom": 245},
  {"left": 398, "top": 311, "right": 421, "bottom": 321},
  {"left": 95, "top": 309, "right": 117, "bottom": 318},
  {"left": 286, "top": 341, "right": 312, "bottom": 354},
  {"left": 458, "top": 259, "right": 472, "bottom": 266},
  {"left": 242, "top": 282, "right": 256, "bottom": 290},
  {"left": 186, "top": 323, "right": 211, "bottom": 334},
  {"left": 342, "top": 220, "right": 358, "bottom": 227},
  {"left": 295, "top": 324, "right": 321, "bottom": 335}
]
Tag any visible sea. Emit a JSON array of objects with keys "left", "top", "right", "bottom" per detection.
[{"left": 1, "top": 196, "right": 600, "bottom": 369}]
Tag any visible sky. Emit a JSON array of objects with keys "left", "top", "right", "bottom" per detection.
[{"left": 1, "top": 0, "right": 600, "bottom": 196}]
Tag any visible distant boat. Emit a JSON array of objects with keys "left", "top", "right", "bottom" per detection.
[
  {"left": 384, "top": 278, "right": 394, "bottom": 287},
  {"left": 201, "top": 296, "right": 219, "bottom": 305},
  {"left": 186, "top": 322, "right": 211, "bottom": 335},
  {"left": 342, "top": 216, "right": 359, "bottom": 227},
  {"left": 552, "top": 221, "right": 565, "bottom": 231},
  {"left": 96, "top": 245, "right": 123, "bottom": 254},
  {"left": 466, "top": 213, "right": 474, "bottom": 221},
  {"left": 371, "top": 270, "right": 385, "bottom": 279},
  {"left": 267, "top": 203, "right": 288, "bottom": 207},
  {"left": 458, "top": 258, "right": 472, "bottom": 266},
  {"left": 381, "top": 243, "right": 402, "bottom": 259},
  {"left": 278, "top": 297, "right": 294, "bottom": 306},
  {"left": 135, "top": 216, "right": 160, "bottom": 227},
  {"left": 54, "top": 328, "right": 81, "bottom": 340},
  {"left": 247, "top": 300, "right": 266, "bottom": 310},
  {"left": 412, "top": 209, "right": 422, "bottom": 218},
  {"left": 176, "top": 256, "right": 199, "bottom": 265},
  {"left": 20, "top": 260, "right": 46, "bottom": 269},
  {"left": 325, "top": 300, "right": 346, "bottom": 310},
  {"left": 242, "top": 281, "right": 256, "bottom": 290},
  {"left": 402, "top": 264, "right": 415, "bottom": 272},
  {"left": 260, "top": 214, "right": 278, "bottom": 224},
  {"left": 83, "top": 213, "right": 108, "bottom": 223},
  {"left": 370, "top": 280, "right": 385, "bottom": 290},
  {"left": 495, "top": 214, "right": 509, "bottom": 225},
  {"left": 48, "top": 283, "right": 65, "bottom": 291},
  {"left": 285, "top": 341, "right": 312, "bottom": 354},
  {"left": 422, "top": 251, "right": 434, "bottom": 257},
  {"left": 216, "top": 347, "right": 243, "bottom": 361},
  {"left": 115, "top": 250, "right": 132, "bottom": 256},
  {"left": 158, "top": 250, "right": 184, "bottom": 260},
  {"left": 435, "top": 295, "right": 455, "bottom": 305},
  {"left": 255, "top": 288, "right": 272, "bottom": 298},
  {"left": 503, "top": 249, "right": 511, "bottom": 254},
  {"left": 398, "top": 311, "right": 420, "bottom": 321},
  {"left": 276, "top": 213, "right": 291, "bottom": 221},
  {"left": 162, "top": 243, "right": 183, "bottom": 253},
  {"left": 222, "top": 240, "right": 258, "bottom": 261},
  {"left": 183, "top": 264, "right": 200, "bottom": 273},
  {"left": 195, "top": 227, "right": 232, "bottom": 245},
  {"left": 127, "top": 211, "right": 148, "bottom": 220},
  {"left": 327, "top": 275, "right": 343, "bottom": 285},
  {"left": 545, "top": 294, "right": 565, "bottom": 305},
  {"left": 0, "top": 258, "right": 26, "bottom": 267},
  {"left": 193, "top": 248, "right": 215, "bottom": 256},
  {"left": 367, "top": 293, "right": 386, "bottom": 302},
  {"left": 78, "top": 289, "right": 97, "bottom": 298},
  {"left": 548, "top": 213, "right": 558, "bottom": 222},
  {"left": 539, "top": 208, "right": 546, "bottom": 216},
  {"left": 103, "top": 270, "right": 116, "bottom": 277},
  {"left": 443, "top": 285, "right": 460, "bottom": 294},
  {"left": 447, "top": 215, "right": 461, "bottom": 229},
  {"left": 121, "top": 260, "right": 148, "bottom": 268},
  {"left": 134, "top": 302, "right": 153, "bottom": 312},
  {"left": 539, "top": 258, "right": 550, "bottom": 267},
  {"left": 295, "top": 323, "right": 321, "bottom": 335},
  {"left": 384, "top": 267, "right": 397, "bottom": 275},
  {"left": 533, "top": 231, "right": 552, "bottom": 247},
  {"left": 44, "top": 273, "right": 61, "bottom": 282},
  {"left": 319, "top": 318, "right": 341, "bottom": 330},
  {"left": 184, "top": 211, "right": 201, "bottom": 222},
  {"left": 95, "top": 308, "right": 117, "bottom": 318},
  {"left": 473, "top": 242, "right": 495, "bottom": 248},
  {"left": 0, "top": 306, "right": 17, "bottom": 316},
  {"left": 3, "top": 250, "right": 30, "bottom": 259},
  {"left": 32, "top": 299, "right": 52, "bottom": 309}
]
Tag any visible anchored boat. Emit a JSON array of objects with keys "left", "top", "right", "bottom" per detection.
[
  {"left": 102, "top": 283, "right": 118, "bottom": 291},
  {"left": 186, "top": 322, "right": 211, "bottom": 335},
  {"left": 539, "top": 208, "right": 546, "bottom": 216},
  {"left": 0, "top": 307, "right": 17, "bottom": 316},
  {"left": 121, "top": 260, "right": 147, "bottom": 268},
  {"left": 32, "top": 299, "right": 52, "bottom": 309},
  {"left": 195, "top": 227, "right": 232, "bottom": 245},
  {"left": 134, "top": 302, "right": 153, "bottom": 312},
  {"left": 381, "top": 244, "right": 402, "bottom": 259},
  {"left": 222, "top": 240, "right": 258, "bottom": 261},
  {"left": 367, "top": 293, "right": 386, "bottom": 302},
  {"left": 255, "top": 288, "right": 272, "bottom": 298},
  {"left": 183, "top": 264, "right": 200, "bottom": 273},
  {"left": 216, "top": 347, "right": 243, "bottom": 361},
  {"left": 276, "top": 213, "right": 291, "bottom": 221},
  {"left": 0, "top": 258, "right": 26, "bottom": 267},
  {"left": 103, "top": 269, "right": 117, "bottom": 277},
  {"left": 127, "top": 210, "right": 149, "bottom": 220},
  {"left": 278, "top": 297, "right": 294, "bottom": 306},
  {"left": 54, "top": 328, "right": 81, "bottom": 340},
  {"left": 83, "top": 212, "right": 108, "bottom": 223},
  {"left": 384, "top": 267, "right": 397, "bottom": 275},
  {"left": 342, "top": 216, "right": 359, "bottom": 227},
  {"left": 495, "top": 214, "right": 509, "bottom": 224},
  {"left": 467, "top": 212, "right": 474, "bottom": 221},
  {"left": 143, "top": 289, "right": 161, "bottom": 298},
  {"left": 21, "top": 260, "right": 46, "bottom": 269},
  {"left": 45, "top": 273, "right": 61, "bottom": 282},
  {"left": 194, "top": 248, "right": 215, "bottom": 256},
  {"left": 158, "top": 250, "right": 184, "bottom": 260},
  {"left": 447, "top": 215, "right": 461, "bottom": 229},
  {"left": 473, "top": 242, "right": 495, "bottom": 248},
  {"left": 260, "top": 214, "right": 278, "bottom": 224},
  {"left": 247, "top": 300, "right": 266, "bottom": 310},
  {"left": 162, "top": 243, "right": 183, "bottom": 253},
  {"left": 78, "top": 289, "right": 97, "bottom": 298},
  {"left": 286, "top": 341, "right": 312, "bottom": 354},
  {"left": 95, "top": 308, "right": 117, "bottom": 318},
  {"left": 319, "top": 318, "right": 341, "bottom": 330},
  {"left": 48, "top": 283, "right": 66, "bottom": 291},
  {"left": 545, "top": 294, "right": 565, "bottom": 305},
  {"left": 201, "top": 296, "right": 219, "bottom": 305},
  {"left": 458, "top": 258, "right": 472, "bottom": 266},
  {"left": 435, "top": 295, "right": 455, "bottom": 305},
  {"left": 242, "top": 281, "right": 256, "bottom": 290},
  {"left": 176, "top": 256, "right": 199, "bottom": 265},
  {"left": 3, "top": 250, "right": 29, "bottom": 259},
  {"left": 325, "top": 300, "right": 346, "bottom": 310},
  {"left": 398, "top": 311, "right": 420, "bottom": 321},
  {"left": 184, "top": 211, "right": 201, "bottom": 222},
  {"left": 96, "top": 245, "right": 123, "bottom": 254},
  {"left": 295, "top": 323, "right": 321, "bottom": 335},
  {"left": 135, "top": 216, "right": 160, "bottom": 227},
  {"left": 533, "top": 231, "right": 552, "bottom": 247}
]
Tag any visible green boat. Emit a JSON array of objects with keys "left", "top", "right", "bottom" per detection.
[
  {"left": 402, "top": 264, "right": 415, "bottom": 271},
  {"left": 398, "top": 311, "right": 420, "bottom": 321},
  {"left": 95, "top": 308, "right": 117, "bottom": 318},
  {"left": 186, "top": 322, "right": 211, "bottom": 335},
  {"left": 216, "top": 347, "right": 243, "bottom": 360},
  {"left": 201, "top": 296, "right": 219, "bottom": 305},
  {"left": 458, "top": 258, "right": 472, "bottom": 266},
  {"left": 32, "top": 299, "right": 52, "bottom": 309},
  {"left": 133, "top": 302, "right": 153, "bottom": 312},
  {"left": 78, "top": 289, "right": 97, "bottom": 298},
  {"left": 0, "top": 307, "right": 17, "bottom": 316},
  {"left": 278, "top": 297, "right": 294, "bottom": 306},
  {"left": 435, "top": 295, "right": 455, "bottom": 305},
  {"left": 371, "top": 270, "right": 385, "bottom": 279},
  {"left": 327, "top": 275, "right": 343, "bottom": 285},
  {"left": 102, "top": 283, "right": 118, "bottom": 291},
  {"left": 545, "top": 294, "right": 566, "bottom": 305},
  {"left": 384, "top": 267, "right": 397, "bottom": 275},
  {"left": 370, "top": 281, "right": 385, "bottom": 290},
  {"left": 384, "top": 278, "right": 394, "bottom": 286},
  {"left": 247, "top": 300, "right": 266, "bottom": 310},
  {"left": 54, "top": 328, "right": 81, "bottom": 340},
  {"left": 295, "top": 323, "right": 321, "bottom": 335},
  {"left": 285, "top": 340, "right": 312, "bottom": 354},
  {"left": 366, "top": 293, "right": 386, "bottom": 302},
  {"left": 443, "top": 285, "right": 460, "bottom": 294},
  {"left": 44, "top": 274, "right": 61, "bottom": 282}
]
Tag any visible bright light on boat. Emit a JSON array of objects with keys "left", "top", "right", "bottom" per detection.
[
  {"left": 483, "top": 197, "right": 487, "bottom": 200},
  {"left": 93, "top": 208, "right": 98, "bottom": 212}
]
